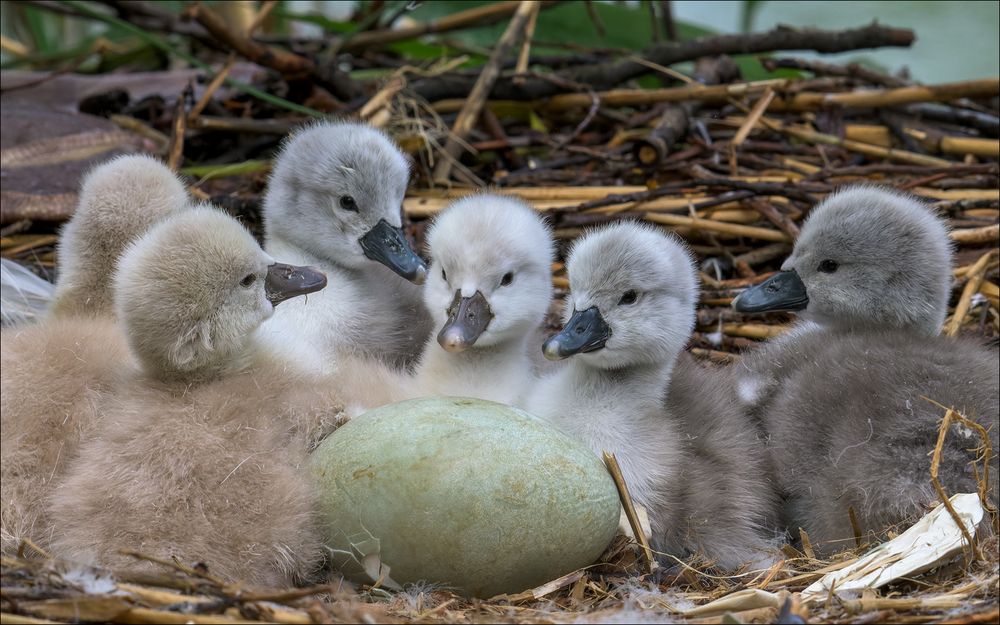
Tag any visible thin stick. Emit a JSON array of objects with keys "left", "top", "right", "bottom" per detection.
[
  {"left": 602, "top": 451, "right": 656, "bottom": 574},
  {"left": 946, "top": 250, "right": 997, "bottom": 336},
  {"left": 512, "top": 2, "right": 540, "bottom": 84},
  {"left": 643, "top": 212, "right": 791, "bottom": 242},
  {"left": 951, "top": 224, "right": 1000, "bottom": 246},
  {"left": 798, "top": 527, "right": 816, "bottom": 560},
  {"left": 16, "top": 538, "right": 52, "bottom": 560},
  {"left": 748, "top": 197, "right": 800, "bottom": 240},
  {"left": 246, "top": 0, "right": 278, "bottom": 35},
  {"left": 184, "top": 3, "right": 312, "bottom": 76},
  {"left": 188, "top": 53, "right": 236, "bottom": 122},
  {"left": 755, "top": 116, "right": 953, "bottom": 167},
  {"left": 848, "top": 506, "right": 863, "bottom": 549},
  {"left": 166, "top": 87, "right": 189, "bottom": 172},
  {"left": 432, "top": 1, "right": 539, "bottom": 183},
  {"left": 119, "top": 548, "right": 228, "bottom": 587},
  {"left": 924, "top": 397, "right": 998, "bottom": 523},
  {"left": 773, "top": 77, "right": 1000, "bottom": 111},
  {"left": 928, "top": 408, "right": 982, "bottom": 562},
  {"left": 538, "top": 78, "right": 789, "bottom": 112},
  {"left": 732, "top": 87, "right": 776, "bottom": 147}
]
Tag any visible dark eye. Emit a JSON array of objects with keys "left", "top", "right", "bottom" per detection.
[
  {"left": 618, "top": 290, "right": 638, "bottom": 305},
  {"left": 441, "top": 267, "right": 447, "bottom": 282},
  {"left": 339, "top": 195, "right": 358, "bottom": 212},
  {"left": 500, "top": 272, "right": 514, "bottom": 287},
  {"left": 240, "top": 274, "right": 255, "bottom": 288},
  {"left": 818, "top": 259, "right": 839, "bottom": 273}
]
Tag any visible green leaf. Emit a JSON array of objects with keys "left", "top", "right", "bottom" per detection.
[
  {"left": 739, "top": 1, "right": 765, "bottom": 33},
  {"left": 22, "top": 4, "right": 53, "bottom": 53},
  {"left": 528, "top": 110, "right": 548, "bottom": 134},
  {"left": 405, "top": 1, "right": 715, "bottom": 53}
]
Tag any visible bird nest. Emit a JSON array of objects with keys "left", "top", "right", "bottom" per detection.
[{"left": 1, "top": 4, "right": 998, "bottom": 623}]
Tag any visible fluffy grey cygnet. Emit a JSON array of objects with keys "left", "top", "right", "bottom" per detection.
[
  {"left": 526, "top": 222, "right": 779, "bottom": 571},
  {"left": 413, "top": 193, "right": 554, "bottom": 405},
  {"left": 733, "top": 185, "right": 999, "bottom": 554},
  {"left": 733, "top": 184, "right": 952, "bottom": 336},
  {"left": 258, "top": 121, "right": 431, "bottom": 372},
  {"left": 48, "top": 207, "right": 342, "bottom": 586}
]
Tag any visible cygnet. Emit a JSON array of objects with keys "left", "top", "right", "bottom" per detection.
[
  {"left": 50, "top": 154, "right": 191, "bottom": 317},
  {"left": 526, "top": 222, "right": 779, "bottom": 571},
  {"left": 732, "top": 185, "right": 999, "bottom": 553},
  {"left": 413, "top": 194, "right": 554, "bottom": 405},
  {"left": 258, "top": 121, "right": 431, "bottom": 372},
  {"left": 48, "top": 207, "right": 339, "bottom": 586},
  {"left": 1, "top": 155, "right": 188, "bottom": 553}
]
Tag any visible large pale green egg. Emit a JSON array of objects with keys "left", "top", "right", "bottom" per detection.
[{"left": 309, "top": 396, "right": 620, "bottom": 598}]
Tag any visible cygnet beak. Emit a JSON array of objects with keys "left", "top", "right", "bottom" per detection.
[
  {"left": 265, "top": 263, "right": 327, "bottom": 306},
  {"left": 731, "top": 270, "right": 809, "bottom": 313},
  {"left": 437, "top": 290, "right": 493, "bottom": 353},
  {"left": 358, "top": 219, "right": 428, "bottom": 284},
  {"left": 542, "top": 306, "right": 612, "bottom": 361}
]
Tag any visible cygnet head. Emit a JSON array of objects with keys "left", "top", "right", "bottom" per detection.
[
  {"left": 543, "top": 222, "right": 698, "bottom": 369},
  {"left": 263, "top": 121, "right": 426, "bottom": 283},
  {"left": 424, "top": 194, "right": 554, "bottom": 352},
  {"left": 115, "top": 206, "right": 327, "bottom": 380},
  {"left": 732, "top": 185, "right": 952, "bottom": 336},
  {"left": 51, "top": 154, "right": 189, "bottom": 317}
]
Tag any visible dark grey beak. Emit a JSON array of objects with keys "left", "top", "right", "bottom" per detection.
[
  {"left": 543, "top": 306, "right": 612, "bottom": 361},
  {"left": 732, "top": 270, "right": 809, "bottom": 313},
  {"left": 437, "top": 290, "right": 493, "bottom": 353},
  {"left": 265, "top": 263, "right": 327, "bottom": 306},
  {"left": 358, "top": 219, "right": 428, "bottom": 284}
]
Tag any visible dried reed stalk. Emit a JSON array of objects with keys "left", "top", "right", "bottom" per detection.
[
  {"left": 928, "top": 408, "right": 983, "bottom": 562},
  {"left": 947, "top": 250, "right": 997, "bottom": 336},
  {"left": 433, "top": 1, "right": 539, "bottom": 183},
  {"left": 602, "top": 452, "right": 656, "bottom": 574}
]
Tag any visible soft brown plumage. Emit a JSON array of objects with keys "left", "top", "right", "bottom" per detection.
[
  {"left": 48, "top": 208, "right": 346, "bottom": 586},
  {"left": 0, "top": 318, "right": 131, "bottom": 553},
  {"left": 1, "top": 155, "right": 186, "bottom": 554},
  {"left": 49, "top": 154, "right": 190, "bottom": 318}
]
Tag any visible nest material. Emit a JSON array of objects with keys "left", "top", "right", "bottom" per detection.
[{"left": 1, "top": 5, "right": 998, "bottom": 623}]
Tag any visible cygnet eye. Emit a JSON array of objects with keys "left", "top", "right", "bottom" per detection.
[
  {"left": 618, "top": 289, "right": 638, "bottom": 305},
  {"left": 240, "top": 273, "right": 256, "bottom": 288},
  {"left": 817, "top": 259, "right": 839, "bottom": 273},
  {"left": 339, "top": 195, "right": 358, "bottom": 212},
  {"left": 500, "top": 272, "right": 514, "bottom": 287},
  {"left": 441, "top": 267, "right": 447, "bottom": 282}
]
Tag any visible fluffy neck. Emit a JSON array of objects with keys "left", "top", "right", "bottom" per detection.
[
  {"left": 144, "top": 335, "right": 261, "bottom": 386},
  {"left": 416, "top": 332, "right": 533, "bottom": 404},
  {"left": 804, "top": 311, "right": 942, "bottom": 338},
  {"left": 530, "top": 352, "right": 682, "bottom": 513},
  {"left": 572, "top": 357, "right": 675, "bottom": 414}
]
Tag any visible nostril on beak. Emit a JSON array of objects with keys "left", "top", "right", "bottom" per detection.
[{"left": 413, "top": 265, "right": 428, "bottom": 285}]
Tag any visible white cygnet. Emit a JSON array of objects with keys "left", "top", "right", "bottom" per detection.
[{"left": 413, "top": 194, "right": 554, "bottom": 405}]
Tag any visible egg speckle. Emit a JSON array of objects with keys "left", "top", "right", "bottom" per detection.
[{"left": 309, "top": 397, "right": 620, "bottom": 597}]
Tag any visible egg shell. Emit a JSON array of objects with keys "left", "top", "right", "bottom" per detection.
[{"left": 309, "top": 396, "right": 620, "bottom": 598}]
